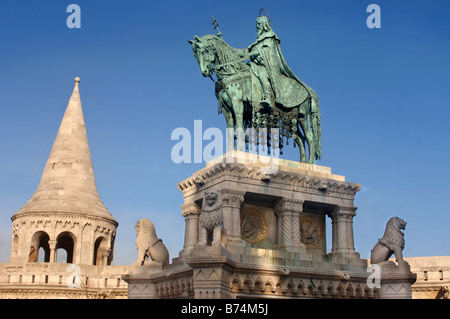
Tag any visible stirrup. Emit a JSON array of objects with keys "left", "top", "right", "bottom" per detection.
[{"left": 261, "top": 97, "right": 273, "bottom": 109}]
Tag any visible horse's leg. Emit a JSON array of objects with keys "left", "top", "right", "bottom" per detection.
[
  {"left": 227, "top": 84, "right": 245, "bottom": 152},
  {"left": 296, "top": 100, "right": 316, "bottom": 164},
  {"left": 292, "top": 119, "right": 307, "bottom": 162},
  {"left": 298, "top": 116, "right": 315, "bottom": 164},
  {"left": 234, "top": 101, "right": 245, "bottom": 151},
  {"left": 222, "top": 107, "right": 235, "bottom": 152}
]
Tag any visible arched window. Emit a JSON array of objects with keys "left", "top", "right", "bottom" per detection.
[
  {"left": 55, "top": 232, "right": 76, "bottom": 263},
  {"left": 30, "top": 231, "right": 50, "bottom": 263},
  {"left": 93, "top": 236, "right": 110, "bottom": 266}
]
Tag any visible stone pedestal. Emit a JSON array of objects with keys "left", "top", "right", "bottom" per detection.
[
  {"left": 186, "top": 246, "right": 235, "bottom": 299},
  {"left": 131, "top": 151, "right": 383, "bottom": 299},
  {"left": 122, "top": 263, "right": 164, "bottom": 299},
  {"left": 177, "top": 151, "right": 362, "bottom": 261},
  {"left": 378, "top": 261, "right": 417, "bottom": 299}
]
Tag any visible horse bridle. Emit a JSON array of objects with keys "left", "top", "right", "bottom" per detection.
[{"left": 200, "top": 40, "right": 248, "bottom": 83}]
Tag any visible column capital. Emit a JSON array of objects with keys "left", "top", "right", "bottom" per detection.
[
  {"left": 329, "top": 206, "right": 357, "bottom": 218},
  {"left": 181, "top": 202, "right": 201, "bottom": 217},
  {"left": 48, "top": 239, "right": 57, "bottom": 249},
  {"left": 274, "top": 198, "right": 304, "bottom": 214},
  {"left": 221, "top": 190, "right": 245, "bottom": 208}
]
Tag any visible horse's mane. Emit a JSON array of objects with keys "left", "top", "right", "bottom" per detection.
[{"left": 202, "top": 35, "right": 244, "bottom": 65}]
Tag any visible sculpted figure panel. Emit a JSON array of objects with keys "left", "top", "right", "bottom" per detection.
[
  {"left": 299, "top": 215, "right": 322, "bottom": 249},
  {"left": 240, "top": 207, "right": 268, "bottom": 244}
]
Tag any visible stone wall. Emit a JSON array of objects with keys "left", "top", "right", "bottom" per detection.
[
  {"left": 405, "top": 256, "right": 450, "bottom": 299},
  {"left": 0, "top": 262, "right": 129, "bottom": 299}
]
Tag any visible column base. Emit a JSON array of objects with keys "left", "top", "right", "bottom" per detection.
[
  {"left": 226, "top": 239, "right": 246, "bottom": 255},
  {"left": 329, "top": 249, "right": 360, "bottom": 260},
  {"left": 284, "top": 243, "right": 307, "bottom": 254}
]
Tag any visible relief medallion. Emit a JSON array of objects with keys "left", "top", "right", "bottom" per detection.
[
  {"left": 299, "top": 215, "right": 322, "bottom": 249},
  {"left": 240, "top": 207, "right": 268, "bottom": 243}
]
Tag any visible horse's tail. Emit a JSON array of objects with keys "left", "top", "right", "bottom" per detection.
[{"left": 308, "top": 92, "right": 322, "bottom": 161}]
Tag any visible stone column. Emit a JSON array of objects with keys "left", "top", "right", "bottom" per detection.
[
  {"left": 275, "top": 198, "right": 305, "bottom": 253},
  {"left": 328, "top": 206, "right": 359, "bottom": 259},
  {"left": 221, "top": 190, "right": 245, "bottom": 250},
  {"left": 49, "top": 239, "right": 57, "bottom": 263},
  {"left": 180, "top": 202, "right": 201, "bottom": 256},
  {"left": 100, "top": 247, "right": 110, "bottom": 266}
]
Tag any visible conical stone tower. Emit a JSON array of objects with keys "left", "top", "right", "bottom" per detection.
[{"left": 10, "top": 77, "right": 118, "bottom": 266}]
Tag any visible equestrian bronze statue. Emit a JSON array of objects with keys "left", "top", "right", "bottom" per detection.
[{"left": 189, "top": 11, "right": 321, "bottom": 163}]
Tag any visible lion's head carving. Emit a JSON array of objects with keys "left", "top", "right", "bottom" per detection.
[
  {"left": 200, "top": 190, "right": 223, "bottom": 231},
  {"left": 382, "top": 216, "right": 407, "bottom": 249},
  {"left": 133, "top": 218, "right": 169, "bottom": 266},
  {"left": 203, "top": 190, "right": 222, "bottom": 211},
  {"left": 135, "top": 218, "right": 157, "bottom": 247}
]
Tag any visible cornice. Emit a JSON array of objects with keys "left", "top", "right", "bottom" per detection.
[
  {"left": 11, "top": 211, "right": 118, "bottom": 228},
  {"left": 177, "top": 162, "right": 361, "bottom": 198}
]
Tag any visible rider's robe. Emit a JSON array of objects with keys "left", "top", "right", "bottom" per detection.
[{"left": 247, "top": 30, "right": 316, "bottom": 110}]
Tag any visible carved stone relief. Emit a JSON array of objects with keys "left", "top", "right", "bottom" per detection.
[
  {"left": 240, "top": 207, "right": 268, "bottom": 244},
  {"left": 299, "top": 214, "right": 323, "bottom": 249}
]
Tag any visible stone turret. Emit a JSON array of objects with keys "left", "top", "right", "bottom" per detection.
[{"left": 10, "top": 77, "right": 118, "bottom": 266}]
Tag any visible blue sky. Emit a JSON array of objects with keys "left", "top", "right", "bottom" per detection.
[{"left": 0, "top": 0, "right": 449, "bottom": 265}]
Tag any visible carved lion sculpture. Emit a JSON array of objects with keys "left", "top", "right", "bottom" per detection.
[
  {"left": 133, "top": 218, "right": 169, "bottom": 267},
  {"left": 198, "top": 190, "right": 227, "bottom": 247},
  {"left": 370, "top": 217, "right": 407, "bottom": 265},
  {"left": 437, "top": 285, "right": 449, "bottom": 299}
]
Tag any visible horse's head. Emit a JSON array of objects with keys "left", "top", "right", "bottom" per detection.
[{"left": 188, "top": 35, "right": 216, "bottom": 78}]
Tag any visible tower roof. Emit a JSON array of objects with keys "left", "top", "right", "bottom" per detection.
[{"left": 13, "top": 78, "right": 117, "bottom": 224}]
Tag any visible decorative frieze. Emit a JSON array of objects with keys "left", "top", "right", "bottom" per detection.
[
  {"left": 230, "top": 272, "right": 379, "bottom": 298},
  {"left": 154, "top": 277, "right": 194, "bottom": 299},
  {"left": 177, "top": 162, "right": 360, "bottom": 198}
]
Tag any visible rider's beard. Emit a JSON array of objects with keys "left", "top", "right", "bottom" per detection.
[{"left": 257, "top": 27, "right": 263, "bottom": 37}]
